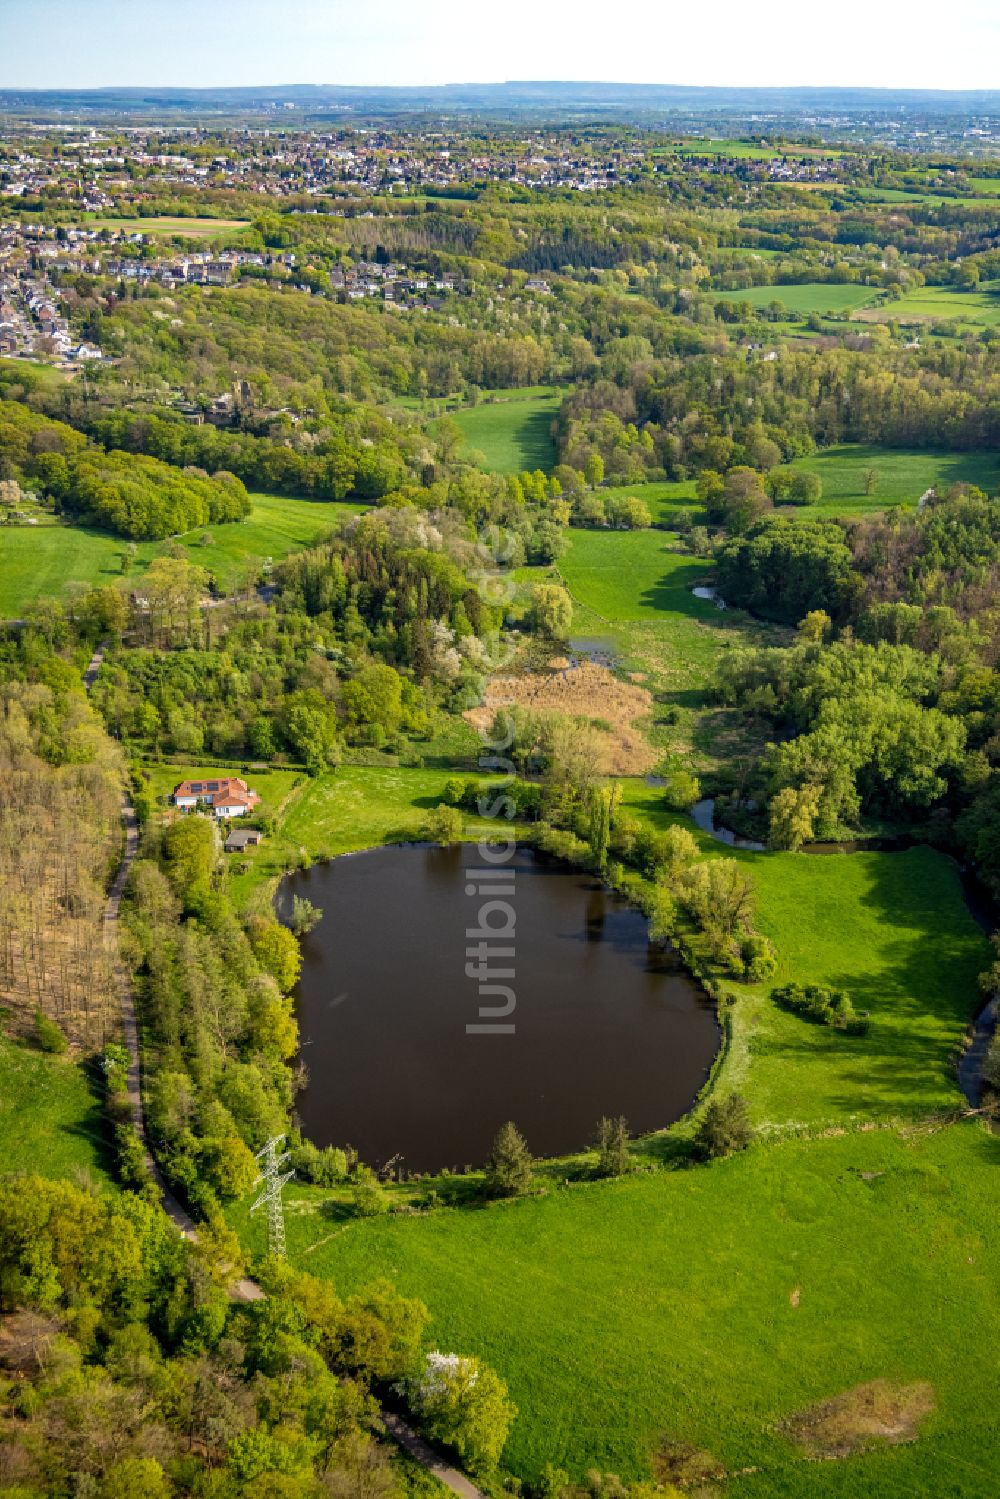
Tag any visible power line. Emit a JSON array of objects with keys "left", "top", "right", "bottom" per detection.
[{"left": 249, "top": 1134, "right": 294, "bottom": 1258}]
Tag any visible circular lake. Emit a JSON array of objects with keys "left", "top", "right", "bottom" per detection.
[{"left": 281, "top": 844, "right": 720, "bottom": 1173}]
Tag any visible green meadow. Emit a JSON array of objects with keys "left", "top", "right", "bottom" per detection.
[
  {"left": 714, "top": 282, "right": 877, "bottom": 315},
  {"left": 172, "top": 492, "right": 364, "bottom": 591},
  {"left": 788, "top": 444, "right": 1000, "bottom": 513},
  {"left": 859, "top": 283, "right": 1000, "bottom": 328},
  {"left": 83, "top": 215, "right": 251, "bottom": 238},
  {"left": 0, "top": 1038, "right": 115, "bottom": 1188},
  {"left": 143, "top": 763, "right": 508, "bottom": 908},
  {"left": 269, "top": 1123, "right": 1000, "bottom": 1497},
  {"left": 0, "top": 492, "right": 360, "bottom": 616},
  {"left": 556, "top": 528, "right": 714, "bottom": 623},
  {"left": 453, "top": 390, "right": 563, "bottom": 472}
]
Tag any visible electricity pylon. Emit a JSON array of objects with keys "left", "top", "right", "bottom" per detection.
[{"left": 250, "top": 1135, "right": 294, "bottom": 1258}]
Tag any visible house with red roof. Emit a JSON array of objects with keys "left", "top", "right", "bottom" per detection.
[{"left": 171, "top": 776, "right": 260, "bottom": 819}]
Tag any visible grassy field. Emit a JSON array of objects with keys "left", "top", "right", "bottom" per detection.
[
  {"left": 274, "top": 1121, "right": 1000, "bottom": 1496},
  {"left": 0, "top": 1038, "right": 115, "bottom": 1187},
  {"left": 0, "top": 493, "right": 359, "bottom": 615},
  {"left": 542, "top": 526, "right": 784, "bottom": 771},
  {"left": 83, "top": 215, "right": 251, "bottom": 238},
  {"left": 788, "top": 445, "right": 1000, "bottom": 513},
  {"left": 714, "top": 283, "right": 877, "bottom": 316},
  {"left": 0, "top": 522, "right": 146, "bottom": 616},
  {"left": 453, "top": 391, "right": 563, "bottom": 472},
  {"left": 557, "top": 528, "right": 714, "bottom": 623},
  {"left": 855, "top": 283, "right": 1000, "bottom": 328},
  {"left": 672, "top": 138, "right": 781, "bottom": 159},
  {"left": 0, "top": 356, "right": 71, "bottom": 387},
  {"left": 173, "top": 492, "right": 363, "bottom": 592},
  {"left": 598, "top": 480, "right": 701, "bottom": 524},
  {"left": 624, "top": 778, "right": 988, "bottom": 1124}
]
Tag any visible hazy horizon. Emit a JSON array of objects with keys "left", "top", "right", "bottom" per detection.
[{"left": 4, "top": 0, "right": 1000, "bottom": 94}]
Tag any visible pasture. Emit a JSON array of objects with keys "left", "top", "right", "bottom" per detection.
[
  {"left": 173, "top": 491, "right": 363, "bottom": 591},
  {"left": 788, "top": 444, "right": 1000, "bottom": 513},
  {"left": 453, "top": 390, "right": 562, "bottom": 472},
  {"left": 0, "top": 492, "right": 359, "bottom": 615},
  {"left": 547, "top": 527, "right": 784, "bottom": 771},
  {"left": 267, "top": 1122, "right": 1000, "bottom": 1497},
  {"left": 713, "top": 282, "right": 877, "bottom": 316},
  {"left": 855, "top": 283, "right": 1000, "bottom": 328},
  {"left": 557, "top": 528, "right": 714, "bottom": 623}
]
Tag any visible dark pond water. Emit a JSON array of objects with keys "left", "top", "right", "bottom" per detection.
[{"left": 281, "top": 844, "right": 720, "bottom": 1173}]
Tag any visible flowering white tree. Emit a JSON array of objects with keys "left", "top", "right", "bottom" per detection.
[{"left": 404, "top": 1350, "right": 516, "bottom": 1472}]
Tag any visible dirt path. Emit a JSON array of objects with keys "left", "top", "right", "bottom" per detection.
[{"left": 89, "top": 645, "right": 480, "bottom": 1493}]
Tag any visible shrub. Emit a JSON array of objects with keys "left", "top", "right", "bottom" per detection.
[
  {"left": 352, "top": 1181, "right": 390, "bottom": 1218},
  {"left": 289, "top": 1141, "right": 349, "bottom": 1186},
  {"left": 421, "top": 803, "right": 464, "bottom": 845},
  {"left": 739, "top": 933, "right": 778, "bottom": 982},
  {"left": 288, "top": 895, "right": 322, "bottom": 936},
  {"left": 35, "top": 1010, "right": 68, "bottom": 1055},
  {"left": 773, "top": 981, "right": 869, "bottom": 1034},
  {"left": 693, "top": 1094, "right": 755, "bottom": 1161},
  {"left": 594, "top": 1115, "right": 631, "bottom": 1177},
  {"left": 662, "top": 770, "right": 702, "bottom": 811}
]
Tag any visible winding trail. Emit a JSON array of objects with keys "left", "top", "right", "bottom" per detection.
[{"left": 89, "top": 644, "right": 480, "bottom": 1493}]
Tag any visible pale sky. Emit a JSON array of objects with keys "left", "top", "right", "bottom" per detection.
[{"left": 2, "top": 0, "right": 1000, "bottom": 92}]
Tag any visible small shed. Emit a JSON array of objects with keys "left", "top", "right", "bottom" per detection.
[{"left": 225, "top": 827, "right": 262, "bottom": 853}]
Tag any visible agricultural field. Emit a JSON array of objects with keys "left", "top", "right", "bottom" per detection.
[
  {"left": 787, "top": 444, "right": 1000, "bottom": 513},
  {"left": 82, "top": 214, "right": 251, "bottom": 238},
  {"left": 670, "top": 138, "right": 781, "bottom": 159},
  {"left": 713, "top": 282, "right": 878, "bottom": 315},
  {"left": 0, "top": 492, "right": 359, "bottom": 616},
  {"left": 0, "top": 1037, "right": 115, "bottom": 1187},
  {"left": 453, "top": 389, "right": 563, "bottom": 472}
]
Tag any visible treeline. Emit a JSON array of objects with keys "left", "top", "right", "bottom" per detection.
[
  {"left": 69, "top": 403, "right": 415, "bottom": 504},
  {"left": 555, "top": 344, "right": 1000, "bottom": 484},
  {"left": 0, "top": 646, "right": 123, "bottom": 1047},
  {"left": 125, "top": 811, "right": 301, "bottom": 1214},
  {"left": 712, "top": 490, "right": 1000, "bottom": 879},
  {"left": 0, "top": 400, "right": 250, "bottom": 540},
  {"left": 0, "top": 1175, "right": 516, "bottom": 1490}
]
